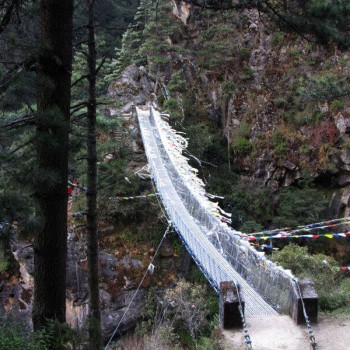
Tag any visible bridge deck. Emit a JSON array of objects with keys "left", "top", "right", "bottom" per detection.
[{"left": 137, "top": 107, "right": 277, "bottom": 317}]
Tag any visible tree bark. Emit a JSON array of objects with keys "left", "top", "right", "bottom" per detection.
[
  {"left": 33, "top": 0, "right": 73, "bottom": 335},
  {"left": 86, "top": 0, "right": 103, "bottom": 348}
]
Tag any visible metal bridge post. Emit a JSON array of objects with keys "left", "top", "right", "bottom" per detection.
[
  {"left": 219, "top": 281, "right": 244, "bottom": 328},
  {"left": 290, "top": 278, "right": 318, "bottom": 325}
]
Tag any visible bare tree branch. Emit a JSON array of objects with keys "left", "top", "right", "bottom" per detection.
[
  {"left": 0, "top": 55, "right": 36, "bottom": 97},
  {"left": 0, "top": 0, "right": 17, "bottom": 35},
  {"left": 1, "top": 115, "right": 35, "bottom": 129},
  {"left": 71, "top": 74, "right": 89, "bottom": 87}
]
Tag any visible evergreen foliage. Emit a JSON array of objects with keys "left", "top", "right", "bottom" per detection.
[
  {"left": 0, "top": 318, "right": 46, "bottom": 350},
  {"left": 73, "top": 0, "right": 139, "bottom": 57},
  {"left": 115, "top": 0, "right": 153, "bottom": 74},
  {"left": 139, "top": 1, "right": 182, "bottom": 74},
  {"left": 272, "top": 184, "right": 329, "bottom": 228},
  {"left": 197, "top": 23, "right": 237, "bottom": 71},
  {"left": 302, "top": 74, "right": 350, "bottom": 102}
]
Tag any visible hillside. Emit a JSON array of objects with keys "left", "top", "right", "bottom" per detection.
[{"left": 1, "top": 1, "right": 350, "bottom": 349}]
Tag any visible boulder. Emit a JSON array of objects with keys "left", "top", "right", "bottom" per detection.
[{"left": 107, "top": 65, "right": 155, "bottom": 114}]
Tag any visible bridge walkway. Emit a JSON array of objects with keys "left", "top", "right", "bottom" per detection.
[{"left": 136, "top": 106, "right": 277, "bottom": 317}]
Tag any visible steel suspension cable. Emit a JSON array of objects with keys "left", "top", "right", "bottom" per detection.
[
  {"left": 293, "top": 278, "right": 318, "bottom": 350},
  {"left": 235, "top": 282, "right": 253, "bottom": 350}
]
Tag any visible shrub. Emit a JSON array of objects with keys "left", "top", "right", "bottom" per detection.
[
  {"left": 238, "top": 123, "right": 250, "bottom": 138},
  {"left": 186, "top": 123, "right": 214, "bottom": 159},
  {"left": 271, "top": 243, "right": 350, "bottom": 311},
  {"left": 238, "top": 47, "right": 250, "bottom": 60},
  {"left": 162, "top": 98, "right": 183, "bottom": 120},
  {"left": 0, "top": 258, "right": 9, "bottom": 274},
  {"left": 290, "top": 47, "right": 300, "bottom": 58},
  {"left": 232, "top": 137, "right": 252, "bottom": 155},
  {"left": 272, "top": 185, "right": 329, "bottom": 228},
  {"left": 271, "top": 129, "right": 287, "bottom": 155},
  {"left": 272, "top": 32, "right": 285, "bottom": 47},
  {"left": 294, "top": 110, "right": 322, "bottom": 126},
  {"left": 319, "top": 289, "right": 350, "bottom": 311},
  {"left": 221, "top": 81, "right": 236, "bottom": 96},
  {"left": 243, "top": 66, "right": 254, "bottom": 80},
  {"left": 240, "top": 220, "right": 263, "bottom": 233},
  {"left": 329, "top": 99, "right": 344, "bottom": 113},
  {"left": 168, "top": 70, "right": 186, "bottom": 93},
  {"left": 0, "top": 319, "right": 47, "bottom": 350},
  {"left": 299, "top": 145, "right": 312, "bottom": 154},
  {"left": 273, "top": 97, "right": 287, "bottom": 108}
]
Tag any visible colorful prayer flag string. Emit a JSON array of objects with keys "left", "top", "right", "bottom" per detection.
[
  {"left": 247, "top": 217, "right": 350, "bottom": 236},
  {"left": 247, "top": 231, "right": 350, "bottom": 241}
]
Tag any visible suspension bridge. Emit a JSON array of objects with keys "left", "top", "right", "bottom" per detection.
[
  {"left": 132, "top": 105, "right": 320, "bottom": 349},
  {"left": 104, "top": 105, "right": 350, "bottom": 349},
  {"left": 135, "top": 105, "right": 296, "bottom": 313}
]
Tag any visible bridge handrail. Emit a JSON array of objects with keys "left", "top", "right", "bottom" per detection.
[
  {"left": 136, "top": 107, "right": 239, "bottom": 290},
  {"left": 137, "top": 106, "right": 279, "bottom": 316},
  {"left": 147, "top": 106, "right": 294, "bottom": 313}
]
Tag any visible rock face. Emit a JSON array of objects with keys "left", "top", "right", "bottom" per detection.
[
  {"left": 171, "top": 0, "right": 192, "bottom": 25},
  {"left": 166, "top": 4, "right": 350, "bottom": 201},
  {"left": 5, "top": 241, "right": 148, "bottom": 341},
  {"left": 107, "top": 65, "right": 155, "bottom": 115},
  {"left": 328, "top": 188, "right": 350, "bottom": 218},
  {"left": 105, "top": 63, "right": 152, "bottom": 178}
]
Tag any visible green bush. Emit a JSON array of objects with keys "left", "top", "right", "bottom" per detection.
[
  {"left": 319, "top": 289, "right": 350, "bottom": 311},
  {"left": 292, "top": 103, "right": 323, "bottom": 126},
  {"left": 238, "top": 47, "right": 250, "bottom": 60},
  {"left": 271, "top": 130, "right": 286, "bottom": 154},
  {"left": 271, "top": 243, "right": 332, "bottom": 275},
  {"left": 240, "top": 220, "right": 263, "bottom": 233},
  {"left": 299, "top": 145, "right": 312, "bottom": 154},
  {"left": 272, "top": 32, "right": 285, "bottom": 47},
  {"left": 273, "top": 97, "right": 287, "bottom": 108},
  {"left": 238, "top": 123, "right": 250, "bottom": 138},
  {"left": 186, "top": 123, "right": 214, "bottom": 159},
  {"left": 0, "top": 259, "right": 9, "bottom": 274},
  {"left": 162, "top": 98, "right": 183, "bottom": 120},
  {"left": 243, "top": 66, "right": 254, "bottom": 80},
  {"left": 271, "top": 243, "right": 350, "bottom": 311},
  {"left": 272, "top": 185, "right": 329, "bottom": 228},
  {"left": 290, "top": 47, "right": 300, "bottom": 58},
  {"left": 168, "top": 71, "right": 186, "bottom": 93},
  {"left": 330, "top": 99, "right": 344, "bottom": 113},
  {"left": 221, "top": 81, "right": 236, "bottom": 96},
  {"left": 274, "top": 142, "right": 286, "bottom": 154},
  {"left": 232, "top": 137, "right": 252, "bottom": 155}
]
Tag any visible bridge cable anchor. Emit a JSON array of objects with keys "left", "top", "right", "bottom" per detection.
[{"left": 293, "top": 278, "right": 318, "bottom": 350}]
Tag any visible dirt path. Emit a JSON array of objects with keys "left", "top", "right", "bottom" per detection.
[
  {"left": 222, "top": 315, "right": 350, "bottom": 350},
  {"left": 313, "top": 315, "right": 350, "bottom": 350}
]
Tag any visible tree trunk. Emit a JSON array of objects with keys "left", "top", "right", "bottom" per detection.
[
  {"left": 86, "top": 0, "right": 103, "bottom": 348},
  {"left": 33, "top": 0, "right": 73, "bottom": 335}
]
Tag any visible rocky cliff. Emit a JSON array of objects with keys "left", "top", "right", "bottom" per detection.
[{"left": 144, "top": 2, "right": 350, "bottom": 195}]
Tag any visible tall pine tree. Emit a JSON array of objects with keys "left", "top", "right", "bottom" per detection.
[{"left": 32, "top": 0, "right": 73, "bottom": 338}]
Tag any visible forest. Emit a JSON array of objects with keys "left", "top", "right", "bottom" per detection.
[{"left": 1, "top": 1, "right": 350, "bottom": 349}]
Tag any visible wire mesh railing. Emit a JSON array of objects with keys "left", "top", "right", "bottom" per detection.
[{"left": 136, "top": 105, "right": 293, "bottom": 315}]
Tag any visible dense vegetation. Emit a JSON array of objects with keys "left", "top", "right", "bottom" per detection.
[
  {"left": 1, "top": 0, "right": 350, "bottom": 349},
  {"left": 116, "top": 0, "right": 350, "bottom": 312}
]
